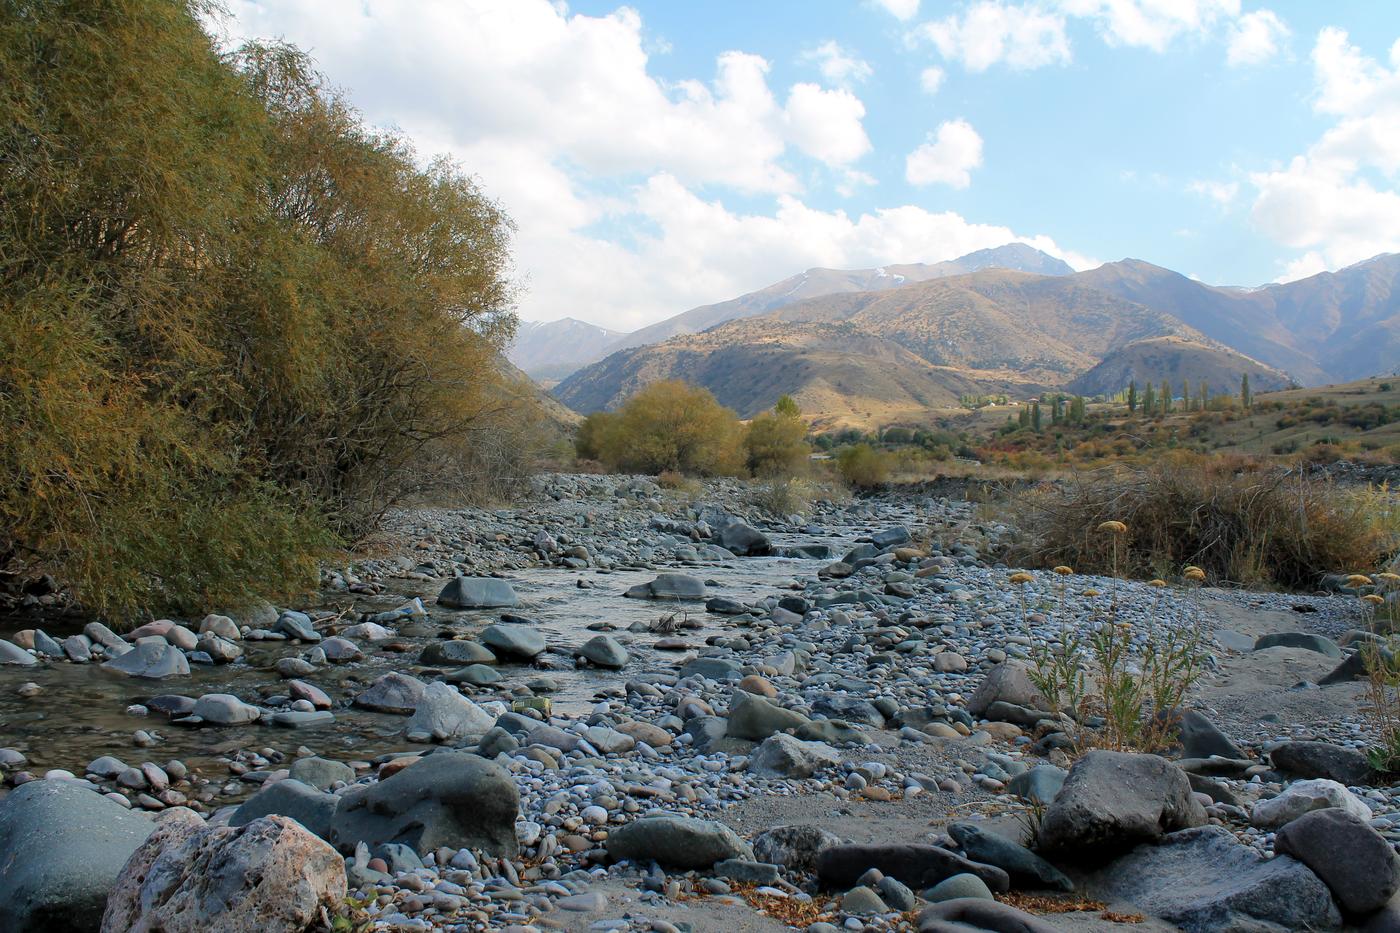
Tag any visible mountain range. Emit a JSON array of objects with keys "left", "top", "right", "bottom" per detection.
[{"left": 528, "top": 245, "right": 1400, "bottom": 429}]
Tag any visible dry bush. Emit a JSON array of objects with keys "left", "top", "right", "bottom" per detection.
[
  {"left": 836, "top": 444, "right": 893, "bottom": 488},
  {"left": 575, "top": 381, "right": 744, "bottom": 477},
  {"left": 1009, "top": 455, "right": 1394, "bottom": 589}
]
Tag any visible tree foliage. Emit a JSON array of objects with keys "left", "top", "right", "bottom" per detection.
[
  {"left": 576, "top": 381, "right": 745, "bottom": 476},
  {"left": 744, "top": 395, "right": 810, "bottom": 477},
  {"left": 0, "top": 1, "right": 519, "bottom": 621}
]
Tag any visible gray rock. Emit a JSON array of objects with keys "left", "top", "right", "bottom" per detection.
[
  {"left": 271, "top": 710, "right": 335, "bottom": 728},
  {"left": 194, "top": 632, "right": 242, "bottom": 663},
  {"left": 748, "top": 734, "right": 841, "bottom": 778},
  {"left": 966, "top": 662, "right": 1047, "bottom": 718},
  {"left": 948, "top": 822, "right": 1073, "bottom": 892},
  {"left": 329, "top": 753, "right": 519, "bottom": 857},
  {"left": 607, "top": 815, "right": 752, "bottom": 869},
  {"left": 480, "top": 624, "right": 545, "bottom": 660},
  {"left": 1083, "top": 825, "right": 1341, "bottom": 932},
  {"left": 62, "top": 635, "right": 92, "bottom": 663},
  {"left": 1006, "top": 765, "right": 1067, "bottom": 805},
  {"left": 752, "top": 824, "right": 843, "bottom": 874},
  {"left": 1254, "top": 632, "right": 1342, "bottom": 657},
  {"left": 231, "top": 778, "right": 340, "bottom": 840},
  {"left": 811, "top": 694, "right": 885, "bottom": 728},
  {"left": 1251, "top": 777, "right": 1372, "bottom": 829},
  {"left": 102, "top": 813, "right": 345, "bottom": 932},
  {"left": 353, "top": 672, "right": 425, "bottom": 714},
  {"left": 578, "top": 634, "right": 629, "bottom": 669},
  {"left": 419, "top": 640, "right": 496, "bottom": 666},
  {"left": 871, "top": 527, "right": 912, "bottom": 548},
  {"left": 679, "top": 657, "right": 741, "bottom": 681},
  {"left": 437, "top": 576, "right": 519, "bottom": 609},
  {"left": 198, "top": 614, "right": 241, "bottom": 640},
  {"left": 794, "top": 719, "right": 872, "bottom": 745},
  {"left": 1039, "top": 751, "right": 1206, "bottom": 857},
  {"left": 625, "top": 572, "right": 707, "bottom": 600},
  {"left": 403, "top": 682, "right": 494, "bottom": 743},
  {"left": 717, "top": 522, "right": 771, "bottom": 556},
  {"left": 319, "top": 636, "right": 362, "bottom": 662},
  {"left": 289, "top": 756, "right": 355, "bottom": 792},
  {"left": 275, "top": 611, "right": 321, "bottom": 642},
  {"left": 32, "top": 630, "right": 64, "bottom": 658},
  {"left": 101, "top": 641, "right": 189, "bottom": 679},
  {"left": 445, "top": 664, "right": 502, "bottom": 687},
  {"left": 916, "top": 899, "right": 1058, "bottom": 933},
  {"left": 189, "top": 693, "right": 260, "bottom": 725},
  {"left": 715, "top": 859, "right": 782, "bottom": 885},
  {"left": 726, "top": 692, "right": 810, "bottom": 740},
  {"left": 841, "top": 885, "right": 887, "bottom": 914},
  {"left": 817, "top": 843, "right": 1010, "bottom": 892},
  {"left": 1172, "top": 709, "right": 1245, "bottom": 760},
  {"left": 1275, "top": 806, "right": 1400, "bottom": 915},
  {"left": 1271, "top": 740, "right": 1380, "bottom": 786},
  {"left": 0, "top": 779, "right": 156, "bottom": 931},
  {"left": 925, "top": 873, "right": 995, "bottom": 902}
]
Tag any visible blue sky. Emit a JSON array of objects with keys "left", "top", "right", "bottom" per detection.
[{"left": 223, "top": 1, "right": 1400, "bottom": 329}]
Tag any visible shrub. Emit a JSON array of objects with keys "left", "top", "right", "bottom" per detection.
[
  {"left": 743, "top": 395, "right": 810, "bottom": 477},
  {"left": 1009, "top": 455, "right": 1396, "bottom": 589},
  {"left": 579, "top": 381, "right": 744, "bottom": 476},
  {"left": 836, "top": 444, "right": 891, "bottom": 488},
  {"left": 0, "top": 2, "right": 519, "bottom": 621}
]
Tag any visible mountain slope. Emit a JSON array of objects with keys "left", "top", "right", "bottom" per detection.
[
  {"left": 605, "top": 243, "right": 1074, "bottom": 354},
  {"left": 1065, "top": 336, "right": 1293, "bottom": 397},
  {"left": 554, "top": 318, "right": 995, "bottom": 429},
  {"left": 508, "top": 318, "right": 624, "bottom": 382}
]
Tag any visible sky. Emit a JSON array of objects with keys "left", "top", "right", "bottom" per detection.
[{"left": 219, "top": 1, "right": 1400, "bottom": 331}]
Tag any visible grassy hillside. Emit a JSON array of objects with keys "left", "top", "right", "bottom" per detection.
[{"left": 1066, "top": 336, "right": 1292, "bottom": 397}]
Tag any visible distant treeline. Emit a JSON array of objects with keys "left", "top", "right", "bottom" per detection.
[{"left": 1, "top": 1, "right": 525, "bottom": 621}]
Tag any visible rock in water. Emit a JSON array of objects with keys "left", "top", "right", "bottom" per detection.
[
  {"left": 102, "top": 814, "right": 345, "bottom": 933},
  {"left": 717, "top": 522, "right": 771, "bottom": 556},
  {"left": 403, "top": 682, "right": 495, "bottom": 743},
  {"left": 288, "top": 757, "right": 355, "bottom": 792},
  {"left": 1038, "top": 751, "right": 1205, "bottom": 856},
  {"left": 436, "top": 577, "right": 519, "bottom": 609},
  {"left": 624, "top": 572, "right": 706, "bottom": 600},
  {"left": 1083, "top": 825, "right": 1340, "bottom": 932},
  {"left": 101, "top": 641, "right": 190, "bottom": 679},
  {"left": 578, "top": 634, "right": 629, "bottom": 669},
  {"left": 1274, "top": 806, "right": 1400, "bottom": 915},
  {"left": 480, "top": 624, "right": 546, "bottom": 660},
  {"left": 0, "top": 779, "right": 157, "bottom": 931},
  {"left": 606, "top": 815, "right": 752, "bottom": 869},
  {"left": 329, "top": 753, "right": 519, "bottom": 857},
  {"left": 352, "top": 672, "right": 425, "bottom": 714}
]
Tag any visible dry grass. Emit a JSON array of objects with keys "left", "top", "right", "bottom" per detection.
[{"left": 1009, "top": 455, "right": 1395, "bottom": 589}]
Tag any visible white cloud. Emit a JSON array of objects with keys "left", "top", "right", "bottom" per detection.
[
  {"left": 1248, "top": 27, "right": 1400, "bottom": 276},
  {"left": 1188, "top": 179, "right": 1239, "bottom": 205},
  {"left": 783, "top": 83, "right": 873, "bottom": 166},
  {"left": 871, "top": 0, "right": 921, "bottom": 21},
  {"left": 917, "top": 2, "right": 1071, "bottom": 72},
  {"left": 1059, "top": 0, "right": 1240, "bottom": 53},
  {"left": 906, "top": 119, "right": 985, "bottom": 188},
  {"left": 802, "top": 40, "right": 873, "bottom": 87},
  {"left": 1226, "top": 9, "right": 1289, "bottom": 66},
  {"left": 919, "top": 66, "right": 946, "bottom": 94}
]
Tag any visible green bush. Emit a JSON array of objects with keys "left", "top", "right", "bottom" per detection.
[
  {"left": 0, "top": 1, "right": 518, "bottom": 621},
  {"left": 743, "top": 395, "right": 810, "bottom": 477},
  {"left": 576, "top": 381, "right": 744, "bottom": 476},
  {"left": 836, "top": 444, "right": 892, "bottom": 488}
]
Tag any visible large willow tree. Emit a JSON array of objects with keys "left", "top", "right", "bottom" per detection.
[{"left": 0, "top": 0, "right": 518, "bottom": 621}]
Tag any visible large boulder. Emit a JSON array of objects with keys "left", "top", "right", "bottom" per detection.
[
  {"left": 101, "top": 641, "right": 189, "bottom": 679},
  {"left": 1275, "top": 806, "right": 1400, "bottom": 915},
  {"left": 1172, "top": 710, "right": 1246, "bottom": 760},
  {"left": 606, "top": 815, "right": 751, "bottom": 869},
  {"left": 102, "top": 814, "right": 345, "bottom": 933},
  {"left": 231, "top": 779, "right": 340, "bottom": 840},
  {"left": 288, "top": 756, "right": 355, "bottom": 792},
  {"left": 752, "top": 824, "right": 843, "bottom": 875},
  {"left": 403, "top": 682, "right": 495, "bottom": 744},
  {"left": 1038, "top": 751, "right": 1206, "bottom": 857},
  {"left": 726, "top": 692, "right": 810, "bottom": 740},
  {"left": 0, "top": 780, "right": 157, "bottom": 931},
  {"left": 717, "top": 522, "right": 771, "bottom": 556},
  {"left": 917, "top": 899, "right": 1059, "bottom": 933},
  {"left": 966, "top": 662, "right": 1047, "bottom": 718},
  {"left": 1253, "top": 632, "right": 1342, "bottom": 657},
  {"left": 352, "top": 672, "right": 425, "bottom": 714},
  {"left": 418, "top": 640, "right": 496, "bottom": 667},
  {"left": 624, "top": 572, "right": 707, "bottom": 600},
  {"left": 436, "top": 577, "right": 519, "bottom": 609},
  {"left": 947, "top": 822, "right": 1073, "bottom": 892},
  {"left": 480, "top": 624, "right": 546, "bottom": 660},
  {"left": 1083, "top": 825, "right": 1340, "bottom": 932},
  {"left": 1251, "top": 777, "right": 1372, "bottom": 829},
  {"left": 578, "top": 634, "right": 629, "bottom": 669},
  {"left": 1270, "top": 740, "right": 1380, "bottom": 786},
  {"left": 816, "top": 843, "right": 1010, "bottom": 892},
  {"left": 328, "top": 753, "right": 519, "bottom": 857},
  {"left": 189, "top": 693, "right": 260, "bottom": 725},
  {"left": 747, "top": 734, "right": 840, "bottom": 778}
]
